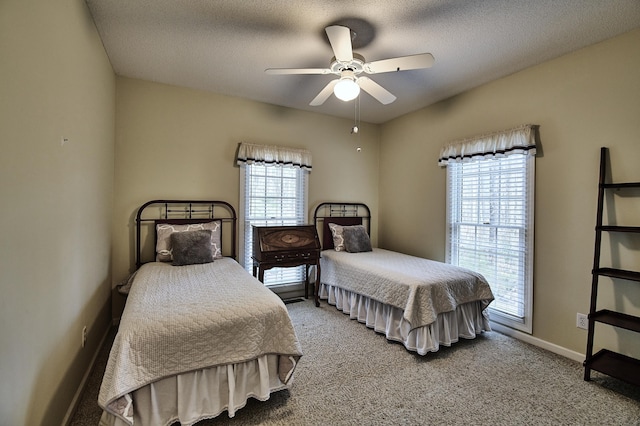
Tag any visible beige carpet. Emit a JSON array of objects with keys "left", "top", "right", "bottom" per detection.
[{"left": 72, "top": 299, "right": 640, "bottom": 425}]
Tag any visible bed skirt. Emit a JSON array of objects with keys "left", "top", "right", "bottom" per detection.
[
  {"left": 319, "top": 283, "right": 491, "bottom": 355},
  {"left": 99, "top": 354, "right": 288, "bottom": 426}
]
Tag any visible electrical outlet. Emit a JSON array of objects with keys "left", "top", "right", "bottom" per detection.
[
  {"left": 82, "top": 326, "right": 87, "bottom": 348},
  {"left": 576, "top": 313, "right": 588, "bottom": 330}
]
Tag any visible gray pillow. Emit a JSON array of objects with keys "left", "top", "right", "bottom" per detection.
[
  {"left": 170, "top": 230, "right": 215, "bottom": 266},
  {"left": 343, "top": 225, "right": 372, "bottom": 253}
]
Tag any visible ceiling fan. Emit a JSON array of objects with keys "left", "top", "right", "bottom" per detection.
[{"left": 265, "top": 25, "right": 434, "bottom": 106}]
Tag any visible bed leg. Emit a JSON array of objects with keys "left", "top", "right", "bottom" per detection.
[{"left": 314, "top": 262, "right": 321, "bottom": 307}]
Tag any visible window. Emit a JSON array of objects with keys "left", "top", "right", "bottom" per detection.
[
  {"left": 440, "top": 125, "right": 536, "bottom": 333},
  {"left": 237, "top": 143, "right": 311, "bottom": 288}
]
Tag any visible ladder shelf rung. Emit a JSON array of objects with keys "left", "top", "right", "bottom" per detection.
[
  {"left": 594, "top": 267, "right": 640, "bottom": 282},
  {"left": 585, "top": 349, "right": 640, "bottom": 386},
  {"left": 602, "top": 182, "right": 640, "bottom": 189},
  {"left": 590, "top": 309, "right": 640, "bottom": 333},
  {"left": 598, "top": 225, "right": 640, "bottom": 233}
]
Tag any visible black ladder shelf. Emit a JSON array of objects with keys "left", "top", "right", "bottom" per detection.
[{"left": 583, "top": 147, "right": 640, "bottom": 386}]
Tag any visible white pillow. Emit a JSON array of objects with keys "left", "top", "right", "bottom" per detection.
[
  {"left": 328, "top": 223, "right": 346, "bottom": 251},
  {"left": 156, "top": 220, "right": 222, "bottom": 261}
]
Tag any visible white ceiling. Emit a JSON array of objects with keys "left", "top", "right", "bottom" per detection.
[{"left": 85, "top": 0, "right": 640, "bottom": 124}]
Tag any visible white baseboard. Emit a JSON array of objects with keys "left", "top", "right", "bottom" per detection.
[
  {"left": 62, "top": 325, "right": 111, "bottom": 425},
  {"left": 491, "top": 322, "right": 585, "bottom": 363}
]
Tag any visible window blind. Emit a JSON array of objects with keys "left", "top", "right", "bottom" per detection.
[
  {"left": 447, "top": 153, "right": 534, "bottom": 332},
  {"left": 241, "top": 163, "right": 308, "bottom": 286}
]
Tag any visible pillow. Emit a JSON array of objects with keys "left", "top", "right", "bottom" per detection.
[
  {"left": 342, "top": 225, "right": 373, "bottom": 253},
  {"left": 323, "top": 217, "right": 362, "bottom": 249},
  {"left": 170, "top": 230, "right": 214, "bottom": 266},
  {"left": 328, "top": 223, "right": 346, "bottom": 251},
  {"left": 156, "top": 220, "right": 222, "bottom": 261}
]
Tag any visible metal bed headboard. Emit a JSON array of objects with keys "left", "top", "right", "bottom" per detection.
[
  {"left": 313, "top": 202, "right": 371, "bottom": 250},
  {"left": 135, "top": 199, "right": 237, "bottom": 269}
]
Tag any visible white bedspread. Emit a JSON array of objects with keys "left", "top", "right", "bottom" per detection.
[
  {"left": 98, "top": 259, "right": 302, "bottom": 425},
  {"left": 320, "top": 248, "right": 494, "bottom": 330}
]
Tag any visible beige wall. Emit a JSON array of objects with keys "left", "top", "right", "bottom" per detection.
[
  {"left": 379, "top": 29, "right": 640, "bottom": 357},
  {"left": 0, "top": 0, "right": 115, "bottom": 424},
  {"left": 112, "top": 77, "right": 380, "bottom": 297}
]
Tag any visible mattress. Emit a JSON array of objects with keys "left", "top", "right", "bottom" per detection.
[
  {"left": 319, "top": 248, "right": 494, "bottom": 354},
  {"left": 98, "top": 258, "right": 302, "bottom": 425}
]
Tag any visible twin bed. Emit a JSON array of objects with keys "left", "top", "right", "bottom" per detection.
[
  {"left": 98, "top": 200, "right": 302, "bottom": 426},
  {"left": 99, "top": 199, "right": 494, "bottom": 425},
  {"left": 314, "top": 202, "right": 494, "bottom": 355}
]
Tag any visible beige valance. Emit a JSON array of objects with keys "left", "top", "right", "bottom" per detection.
[
  {"left": 438, "top": 124, "right": 538, "bottom": 166},
  {"left": 236, "top": 142, "right": 312, "bottom": 170}
]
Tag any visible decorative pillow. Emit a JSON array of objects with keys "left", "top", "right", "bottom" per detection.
[
  {"left": 343, "top": 225, "right": 373, "bottom": 253},
  {"left": 170, "top": 230, "right": 214, "bottom": 266},
  {"left": 156, "top": 220, "right": 222, "bottom": 261},
  {"left": 328, "top": 223, "right": 346, "bottom": 251},
  {"left": 323, "top": 217, "right": 362, "bottom": 249}
]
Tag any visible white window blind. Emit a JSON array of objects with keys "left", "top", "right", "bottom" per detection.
[
  {"left": 447, "top": 153, "right": 535, "bottom": 333},
  {"left": 241, "top": 163, "right": 308, "bottom": 286}
]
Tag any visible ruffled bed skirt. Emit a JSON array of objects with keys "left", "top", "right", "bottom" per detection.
[
  {"left": 99, "top": 354, "right": 287, "bottom": 426},
  {"left": 320, "top": 283, "right": 491, "bottom": 355}
]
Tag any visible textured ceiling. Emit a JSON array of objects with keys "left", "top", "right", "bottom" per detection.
[{"left": 86, "top": 0, "right": 640, "bottom": 124}]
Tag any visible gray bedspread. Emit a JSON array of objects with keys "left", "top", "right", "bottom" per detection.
[
  {"left": 320, "top": 248, "right": 494, "bottom": 330},
  {"left": 98, "top": 258, "right": 302, "bottom": 424}
]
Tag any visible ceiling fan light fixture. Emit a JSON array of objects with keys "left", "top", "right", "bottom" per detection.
[
  {"left": 334, "top": 75, "right": 360, "bottom": 101},
  {"left": 266, "top": 25, "right": 434, "bottom": 107}
]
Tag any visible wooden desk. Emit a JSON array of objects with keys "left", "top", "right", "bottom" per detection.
[{"left": 252, "top": 225, "right": 321, "bottom": 307}]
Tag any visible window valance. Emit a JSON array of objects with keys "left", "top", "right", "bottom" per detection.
[
  {"left": 236, "top": 142, "right": 312, "bottom": 170},
  {"left": 438, "top": 124, "right": 538, "bottom": 166}
]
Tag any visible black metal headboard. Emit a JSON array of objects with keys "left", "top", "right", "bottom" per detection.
[
  {"left": 135, "top": 200, "right": 237, "bottom": 268},
  {"left": 313, "top": 202, "right": 371, "bottom": 250}
]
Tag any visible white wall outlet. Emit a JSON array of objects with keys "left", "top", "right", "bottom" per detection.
[
  {"left": 576, "top": 313, "right": 588, "bottom": 330},
  {"left": 82, "top": 326, "right": 87, "bottom": 348}
]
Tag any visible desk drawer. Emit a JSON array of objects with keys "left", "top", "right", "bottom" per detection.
[{"left": 262, "top": 250, "right": 318, "bottom": 262}]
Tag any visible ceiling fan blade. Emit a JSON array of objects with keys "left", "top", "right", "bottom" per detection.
[
  {"left": 265, "top": 67, "right": 332, "bottom": 75},
  {"left": 364, "top": 53, "right": 435, "bottom": 74},
  {"left": 310, "top": 79, "right": 339, "bottom": 106},
  {"left": 357, "top": 77, "right": 396, "bottom": 105},
  {"left": 325, "top": 25, "right": 353, "bottom": 63}
]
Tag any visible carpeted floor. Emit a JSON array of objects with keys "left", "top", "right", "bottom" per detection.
[{"left": 71, "top": 299, "right": 640, "bottom": 425}]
